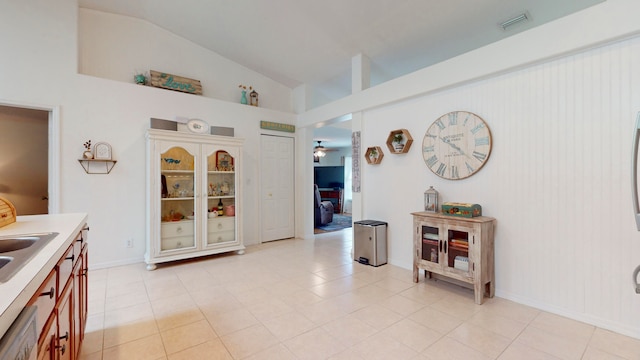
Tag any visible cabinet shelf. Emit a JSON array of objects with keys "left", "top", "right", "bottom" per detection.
[
  {"left": 162, "top": 197, "right": 194, "bottom": 201},
  {"left": 78, "top": 159, "right": 117, "bottom": 174}
]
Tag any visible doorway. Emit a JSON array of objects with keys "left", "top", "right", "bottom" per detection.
[
  {"left": 0, "top": 105, "right": 49, "bottom": 214},
  {"left": 260, "top": 134, "right": 295, "bottom": 242}
]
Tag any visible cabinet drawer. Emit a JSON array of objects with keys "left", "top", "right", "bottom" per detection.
[
  {"left": 57, "top": 244, "right": 74, "bottom": 295},
  {"left": 161, "top": 221, "right": 195, "bottom": 238},
  {"left": 73, "top": 228, "right": 86, "bottom": 262},
  {"left": 207, "top": 231, "right": 235, "bottom": 244},
  {"left": 28, "top": 268, "right": 57, "bottom": 339},
  {"left": 161, "top": 236, "right": 196, "bottom": 251},
  {"left": 207, "top": 217, "right": 234, "bottom": 233}
]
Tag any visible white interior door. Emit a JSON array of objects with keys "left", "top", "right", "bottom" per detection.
[{"left": 260, "top": 134, "right": 294, "bottom": 242}]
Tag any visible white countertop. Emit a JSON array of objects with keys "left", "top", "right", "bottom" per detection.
[{"left": 0, "top": 213, "right": 88, "bottom": 338}]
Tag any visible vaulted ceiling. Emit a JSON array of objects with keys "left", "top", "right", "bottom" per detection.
[{"left": 79, "top": 0, "right": 604, "bottom": 147}]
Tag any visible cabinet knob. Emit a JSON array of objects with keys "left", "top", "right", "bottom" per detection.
[
  {"left": 56, "top": 344, "right": 66, "bottom": 355},
  {"left": 59, "top": 331, "right": 69, "bottom": 341},
  {"left": 217, "top": 223, "right": 223, "bottom": 229},
  {"left": 40, "top": 287, "right": 54, "bottom": 299},
  {"left": 177, "top": 226, "right": 182, "bottom": 233},
  {"left": 66, "top": 254, "right": 75, "bottom": 262}
]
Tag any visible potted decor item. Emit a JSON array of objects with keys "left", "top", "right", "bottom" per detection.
[
  {"left": 393, "top": 133, "right": 404, "bottom": 152},
  {"left": 238, "top": 84, "right": 252, "bottom": 105},
  {"left": 82, "top": 140, "right": 93, "bottom": 159},
  {"left": 369, "top": 147, "right": 378, "bottom": 161},
  {"left": 134, "top": 72, "right": 147, "bottom": 85}
]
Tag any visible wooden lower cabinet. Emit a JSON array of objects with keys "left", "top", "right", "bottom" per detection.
[
  {"left": 72, "top": 246, "right": 87, "bottom": 358},
  {"left": 37, "top": 315, "right": 56, "bottom": 360},
  {"left": 57, "top": 284, "right": 73, "bottom": 360},
  {"left": 412, "top": 212, "right": 495, "bottom": 304},
  {"left": 28, "top": 225, "right": 89, "bottom": 360}
]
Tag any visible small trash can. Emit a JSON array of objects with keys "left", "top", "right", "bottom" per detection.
[{"left": 353, "top": 220, "right": 387, "bottom": 266}]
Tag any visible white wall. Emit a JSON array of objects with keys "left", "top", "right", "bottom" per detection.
[
  {"left": 78, "top": 9, "right": 294, "bottom": 113},
  {"left": 311, "top": 0, "right": 640, "bottom": 339},
  {"left": 0, "top": 0, "right": 295, "bottom": 268},
  {"left": 361, "top": 37, "right": 640, "bottom": 337}
]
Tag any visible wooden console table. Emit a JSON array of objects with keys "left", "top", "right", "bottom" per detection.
[{"left": 319, "top": 188, "right": 342, "bottom": 213}]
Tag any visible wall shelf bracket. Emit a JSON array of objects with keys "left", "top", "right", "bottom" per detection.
[{"left": 78, "top": 159, "right": 117, "bottom": 174}]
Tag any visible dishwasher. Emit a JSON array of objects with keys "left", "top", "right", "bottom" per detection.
[{"left": 0, "top": 306, "right": 37, "bottom": 360}]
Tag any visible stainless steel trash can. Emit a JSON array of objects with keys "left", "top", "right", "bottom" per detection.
[{"left": 353, "top": 220, "right": 387, "bottom": 266}]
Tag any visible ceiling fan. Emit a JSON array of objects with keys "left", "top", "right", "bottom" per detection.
[{"left": 314, "top": 141, "right": 337, "bottom": 157}]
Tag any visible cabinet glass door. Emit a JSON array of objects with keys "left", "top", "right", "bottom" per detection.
[
  {"left": 421, "top": 225, "right": 440, "bottom": 264},
  {"left": 205, "top": 148, "right": 236, "bottom": 246},
  {"left": 446, "top": 228, "right": 470, "bottom": 273},
  {"left": 160, "top": 146, "right": 196, "bottom": 252}
]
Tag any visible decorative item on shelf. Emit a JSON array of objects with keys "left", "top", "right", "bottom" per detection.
[
  {"left": 215, "top": 150, "right": 234, "bottom": 171},
  {"left": 385, "top": 129, "right": 413, "bottom": 154},
  {"left": 161, "top": 175, "right": 168, "bottom": 198},
  {"left": 93, "top": 142, "right": 112, "bottom": 160},
  {"left": 364, "top": 146, "right": 384, "bottom": 164},
  {"left": 441, "top": 202, "right": 482, "bottom": 218},
  {"left": 149, "top": 70, "right": 203, "bottom": 95},
  {"left": 393, "top": 133, "right": 404, "bottom": 152},
  {"left": 134, "top": 72, "right": 147, "bottom": 85},
  {"left": 238, "top": 84, "right": 252, "bottom": 105},
  {"left": 82, "top": 140, "right": 93, "bottom": 159},
  {"left": 249, "top": 89, "right": 259, "bottom": 106},
  {"left": 424, "top": 186, "right": 439, "bottom": 212},
  {"left": 186, "top": 119, "right": 209, "bottom": 134},
  {"left": 217, "top": 199, "right": 224, "bottom": 216},
  {"left": 225, "top": 204, "right": 235, "bottom": 216}
]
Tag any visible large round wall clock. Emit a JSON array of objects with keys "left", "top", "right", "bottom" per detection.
[{"left": 422, "top": 111, "right": 492, "bottom": 180}]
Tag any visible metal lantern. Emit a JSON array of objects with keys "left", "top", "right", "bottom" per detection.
[{"left": 424, "top": 186, "right": 439, "bottom": 212}]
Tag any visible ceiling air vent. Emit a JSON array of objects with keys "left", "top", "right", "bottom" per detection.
[{"left": 499, "top": 12, "right": 530, "bottom": 31}]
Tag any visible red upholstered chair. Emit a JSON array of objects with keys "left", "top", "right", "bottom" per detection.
[{"left": 314, "top": 184, "right": 334, "bottom": 226}]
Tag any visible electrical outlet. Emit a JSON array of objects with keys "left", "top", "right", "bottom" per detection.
[{"left": 126, "top": 238, "right": 133, "bottom": 248}]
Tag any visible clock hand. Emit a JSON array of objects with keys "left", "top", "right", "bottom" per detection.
[{"left": 439, "top": 137, "right": 465, "bottom": 155}]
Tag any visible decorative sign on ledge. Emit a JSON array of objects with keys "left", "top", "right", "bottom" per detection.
[
  {"left": 149, "top": 70, "right": 203, "bottom": 95},
  {"left": 260, "top": 121, "right": 295, "bottom": 133}
]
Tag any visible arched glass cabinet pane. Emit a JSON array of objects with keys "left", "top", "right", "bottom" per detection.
[
  {"left": 160, "top": 146, "right": 196, "bottom": 252},
  {"left": 205, "top": 148, "right": 236, "bottom": 246}
]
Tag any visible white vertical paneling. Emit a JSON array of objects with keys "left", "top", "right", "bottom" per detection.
[{"left": 363, "top": 35, "right": 640, "bottom": 338}]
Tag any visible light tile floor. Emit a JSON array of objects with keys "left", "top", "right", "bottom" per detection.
[{"left": 79, "top": 229, "right": 640, "bottom": 360}]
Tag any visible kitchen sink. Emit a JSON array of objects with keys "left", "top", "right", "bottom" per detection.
[
  {"left": 0, "top": 232, "right": 59, "bottom": 283},
  {"left": 0, "top": 237, "right": 38, "bottom": 253},
  {"left": 0, "top": 256, "right": 12, "bottom": 269}
]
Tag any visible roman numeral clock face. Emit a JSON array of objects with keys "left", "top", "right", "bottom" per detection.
[{"left": 422, "top": 111, "right": 492, "bottom": 180}]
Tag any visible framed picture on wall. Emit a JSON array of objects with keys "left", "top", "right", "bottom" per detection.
[{"left": 93, "top": 142, "right": 112, "bottom": 160}]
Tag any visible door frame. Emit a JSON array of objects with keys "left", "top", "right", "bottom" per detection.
[
  {"left": 0, "top": 100, "right": 60, "bottom": 213},
  {"left": 259, "top": 132, "right": 296, "bottom": 243}
]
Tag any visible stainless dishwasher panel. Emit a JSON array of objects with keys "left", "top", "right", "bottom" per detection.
[
  {"left": 0, "top": 306, "right": 37, "bottom": 360},
  {"left": 353, "top": 220, "right": 387, "bottom": 266}
]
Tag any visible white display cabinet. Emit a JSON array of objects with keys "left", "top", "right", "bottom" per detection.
[{"left": 146, "top": 129, "right": 244, "bottom": 270}]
